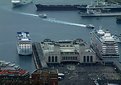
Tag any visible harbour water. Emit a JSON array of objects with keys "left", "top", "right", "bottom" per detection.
[{"left": 0, "top": 0, "right": 121, "bottom": 72}]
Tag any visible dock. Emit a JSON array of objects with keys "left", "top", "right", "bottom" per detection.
[{"left": 32, "top": 42, "right": 48, "bottom": 69}]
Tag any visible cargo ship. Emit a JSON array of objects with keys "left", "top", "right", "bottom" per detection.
[
  {"left": 35, "top": 4, "right": 87, "bottom": 11},
  {"left": 17, "top": 32, "right": 32, "bottom": 56},
  {"left": 35, "top": 0, "right": 121, "bottom": 12},
  {"left": 11, "top": 0, "right": 32, "bottom": 7}
]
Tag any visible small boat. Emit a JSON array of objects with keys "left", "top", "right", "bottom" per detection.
[
  {"left": 86, "top": 24, "right": 95, "bottom": 29},
  {"left": 38, "top": 14, "right": 47, "bottom": 18}
]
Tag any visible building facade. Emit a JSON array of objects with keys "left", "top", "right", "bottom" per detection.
[
  {"left": 40, "top": 39, "right": 97, "bottom": 64},
  {"left": 31, "top": 69, "right": 58, "bottom": 85}
]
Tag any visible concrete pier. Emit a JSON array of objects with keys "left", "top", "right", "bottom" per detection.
[{"left": 32, "top": 42, "right": 48, "bottom": 69}]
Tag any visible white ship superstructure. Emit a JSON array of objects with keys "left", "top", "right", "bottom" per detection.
[
  {"left": 11, "top": 0, "right": 32, "bottom": 7},
  {"left": 17, "top": 32, "right": 32, "bottom": 55},
  {"left": 91, "top": 29, "right": 119, "bottom": 58}
]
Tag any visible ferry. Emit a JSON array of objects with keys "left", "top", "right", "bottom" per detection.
[
  {"left": 11, "top": 0, "right": 32, "bottom": 7},
  {"left": 86, "top": 24, "right": 95, "bottom": 29},
  {"left": 38, "top": 14, "right": 47, "bottom": 18},
  {"left": 90, "top": 28, "right": 119, "bottom": 58},
  {"left": 17, "top": 32, "right": 32, "bottom": 56}
]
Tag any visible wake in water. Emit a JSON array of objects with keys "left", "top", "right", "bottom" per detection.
[
  {"left": 43, "top": 18, "right": 86, "bottom": 27},
  {"left": 19, "top": 12, "right": 38, "bottom": 17},
  {"left": 1, "top": 7, "right": 87, "bottom": 28},
  {"left": 17, "top": 12, "right": 87, "bottom": 27}
]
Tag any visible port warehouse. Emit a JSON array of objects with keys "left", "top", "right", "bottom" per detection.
[{"left": 32, "top": 39, "right": 97, "bottom": 67}]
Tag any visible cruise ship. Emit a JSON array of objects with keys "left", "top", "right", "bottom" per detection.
[
  {"left": 17, "top": 32, "right": 32, "bottom": 56},
  {"left": 11, "top": 0, "right": 32, "bottom": 7},
  {"left": 90, "top": 28, "right": 119, "bottom": 58}
]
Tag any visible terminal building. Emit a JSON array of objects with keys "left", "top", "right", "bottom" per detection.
[
  {"left": 40, "top": 39, "right": 98, "bottom": 64},
  {"left": 90, "top": 29, "right": 119, "bottom": 58}
]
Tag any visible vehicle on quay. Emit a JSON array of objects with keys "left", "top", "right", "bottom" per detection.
[{"left": 58, "top": 73, "right": 65, "bottom": 80}]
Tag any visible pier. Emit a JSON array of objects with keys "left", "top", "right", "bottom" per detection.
[{"left": 32, "top": 42, "right": 48, "bottom": 69}]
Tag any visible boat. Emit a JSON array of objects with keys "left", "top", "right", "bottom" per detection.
[
  {"left": 17, "top": 32, "right": 32, "bottom": 56},
  {"left": 86, "top": 24, "right": 95, "bottom": 29},
  {"left": 90, "top": 28, "right": 119, "bottom": 58},
  {"left": 38, "top": 14, "right": 47, "bottom": 18},
  {"left": 11, "top": 0, "right": 32, "bottom": 7}
]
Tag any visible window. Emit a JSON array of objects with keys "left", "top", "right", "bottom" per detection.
[
  {"left": 48, "top": 56, "right": 51, "bottom": 62},
  {"left": 87, "top": 56, "right": 89, "bottom": 62},
  {"left": 83, "top": 56, "right": 86, "bottom": 62},
  {"left": 90, "top": 56, "right": 93, "bottom": 62},
  {"left": 52, "top": 56, "right": 54, "bottom": 62},
  {"left": 55, "top": 56, "right": 57, "bottom": 62}
]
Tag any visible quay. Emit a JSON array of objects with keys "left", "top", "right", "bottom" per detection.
[
  {"left": 35, "top": 4, "right": 87, "bottom": 11},
  {"left": 32, "top": 42, "right": 48, "bottom": 69}
]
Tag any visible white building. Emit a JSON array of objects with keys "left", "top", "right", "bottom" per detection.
[
  {"left": 40, "top": 39, "right": 97, "bottom": 64},
  {"left": 90, "top": 29, "right": 119, "bottom": 58}
]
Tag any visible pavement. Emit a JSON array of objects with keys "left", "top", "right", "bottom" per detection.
[{"left": 50, "top": 64, "right": 121, "bottom": 85}]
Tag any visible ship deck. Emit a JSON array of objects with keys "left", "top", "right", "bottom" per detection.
[{"left": 81, "top": 12, "right": 121, "bottom": 17}]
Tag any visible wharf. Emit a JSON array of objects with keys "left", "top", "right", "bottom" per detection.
[
  {"left": 102, "top": 57, "right": 121, "bottom": 73},
  {"left": 32, "top": 42, "right": 48, "bottom": 69}
]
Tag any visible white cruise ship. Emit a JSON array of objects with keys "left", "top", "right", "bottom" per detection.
[
  {"left": 17, "top": 32, "right": 32, "bottom": 55},
  {"left": 11, "top": 0, "right": 32, "bottom": 7},
  {"left": 90, "top": 28, "right": 119, "bottom": 58}
]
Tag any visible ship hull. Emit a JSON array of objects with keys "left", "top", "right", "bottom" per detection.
[
  {"left": 86, "top": 7, "right": 121, "bottom": 12},
  {"left": 17, "top": 45, "right": 32, "bottom": 56},
  {"left": 35, "top": 4, "right": 121, "bottom": 12},
  {"left": 35, "top": 4, "right": 87, "bottom": 11}
]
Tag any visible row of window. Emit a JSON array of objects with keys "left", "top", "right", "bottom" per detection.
[
  {"left": 62, "top": 56, "right": 78, "bottom": 60},
  {"left": 48, "top": 56, "right": 58, "bottom": 62},
  {"left": 83, "top": 56, "right": 93, "bottom": 63}
]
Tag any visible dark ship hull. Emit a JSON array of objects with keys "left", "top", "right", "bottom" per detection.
[{"left": 35, "top": 4, "right": 87, "bottom": 11}]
